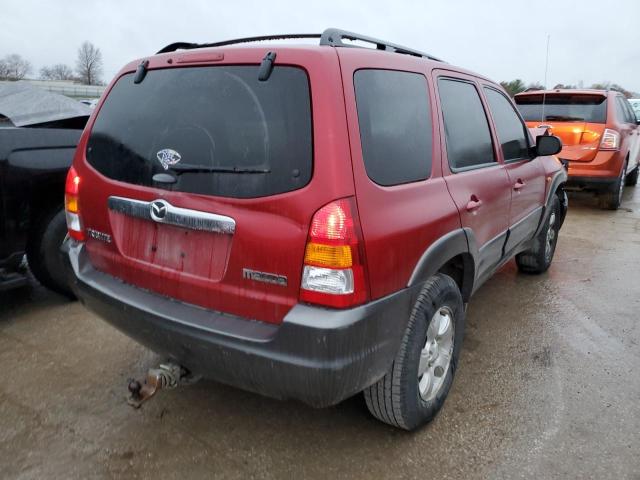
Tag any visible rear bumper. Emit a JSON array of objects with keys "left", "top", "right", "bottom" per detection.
[
  {"left": 564, "top": 150, "right": 624, "bottom": 190},
  {"left": 565, "top": 175, "right": 617, "bottom": 191},
  {"left": 63, "top": 241, "right": 417, "bottom": 407}
]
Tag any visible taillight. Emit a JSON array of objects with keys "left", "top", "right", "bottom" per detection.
[
  {"left": 64, "top": 166, "right": 84, "bottom": 241},
  {"left": 600, "top": 129, "right": 620, "bottom": 150},
  {"left": 300, "top": 198, "right": 368, "bottom": 308}
]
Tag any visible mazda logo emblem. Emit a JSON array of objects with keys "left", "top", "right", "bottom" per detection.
[{"left": 150, "top": 200, "right": 168, "bottom": 221}]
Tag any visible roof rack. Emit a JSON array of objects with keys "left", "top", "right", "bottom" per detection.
[
  {"left": 320, "top": 28, "right": 443, "bottom": 61},
  {"left": 156, "top": 28, "right": 444, "bottom": 62}
]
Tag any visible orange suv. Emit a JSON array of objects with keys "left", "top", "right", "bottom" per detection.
[{"left": 515, "top": 89, "right": 640, "bottom": 209}]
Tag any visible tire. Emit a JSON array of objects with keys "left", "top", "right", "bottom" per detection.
[
  {"left": 364, "top": 273, "right": 465, "bottom": 430},
  {"left": 625, "top": 165, "right": 638, "bottom": 187},
  {"left": 599, "top": 163, "right": 626, "bottom": 210},
  {"left": 516, "top": 195, "right": 561, "bottom": 274},
  {"left": 26, "top": 208, "right": 75, "bottom": 298}
]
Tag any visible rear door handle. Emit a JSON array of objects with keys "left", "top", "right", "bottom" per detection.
[
  {"left": 513, "top": 179, "right": 526, "bottom": 191},
  {"left": 466, "top": 196, "right": 483, "bottom": 212}
]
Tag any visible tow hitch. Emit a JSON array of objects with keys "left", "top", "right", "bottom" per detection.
[{"left": 127, "top": 362, "right": 199, "bottom": 408}]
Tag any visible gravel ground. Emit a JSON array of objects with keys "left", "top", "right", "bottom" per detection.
[{"left": 1, "top": 187, "right": 639, "bottom": 479}]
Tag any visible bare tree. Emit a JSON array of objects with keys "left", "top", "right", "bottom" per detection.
[
  {"left": 0, "top": 54, "right": 32, "bottom": 81},
  {"left": 40, "top": 63, "right": 75, "bottom": 81},
  {"left": 75, "top": 41, "right": 103, "bottom": 85},
  {"left": 591, "top": 82, "right": 633, "bottom": 98}
]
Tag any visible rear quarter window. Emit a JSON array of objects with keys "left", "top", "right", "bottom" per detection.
[
  {"left": 354, "top": 69, "right": 432, "bottom": 186},
  {"left": 86, "top": 66, "right": 312, "bottom": 199},
  {"left": 616, "top": 97, "right": 636, "bottom": 124}
]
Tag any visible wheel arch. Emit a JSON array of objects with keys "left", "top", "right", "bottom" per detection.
[
  {"left": 26, "top": 181, "right": 65, "bottom": 250},
  {"left": 534, "top": 168, "right": 568, "bottom": 237},
  {"left": 407, "top": 229, "right": 476, "bottom": 302}
]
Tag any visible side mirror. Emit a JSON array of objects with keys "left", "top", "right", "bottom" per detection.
[{"left": 535, "top": 134, "right": 562, "bottom": 156}]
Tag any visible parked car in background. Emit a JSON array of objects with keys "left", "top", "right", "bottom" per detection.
[
  {"left": 515, "top": 89, "right": 639, "bottom": 209},
  {"left": 0, "top": 82, "right": 89, "bottom": 294},
  {"left": 63, "top": 29, "right": 566, "bottom": 430},
  {"left": 629, "top": 98, "right": 640, "bottom": 121}
]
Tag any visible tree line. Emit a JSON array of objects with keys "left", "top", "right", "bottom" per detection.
[
  {"left": 0, "top": 41, "right": 104, "bottom": 85},
  {"left": 2, "top": 44, "right": 636, "bottom": 96},
  {"left": 500, "top": 79, "right": 635, "bottom": 98}
]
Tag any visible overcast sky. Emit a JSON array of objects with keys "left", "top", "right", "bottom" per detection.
[{"left": 2, "top": 0, "right": 639, "bottom": 92}]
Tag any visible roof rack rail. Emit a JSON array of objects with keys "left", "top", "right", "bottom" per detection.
[
  {"left": 319, "top": 28, "right": 443, "bottom": 61},
  {"left": 156, "top": 28, "right": 444, "bottom": 62}
]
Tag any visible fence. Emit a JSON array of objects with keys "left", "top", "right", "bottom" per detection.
[{"left": 0, "top": 80, "right": 105, "bottom": 99}]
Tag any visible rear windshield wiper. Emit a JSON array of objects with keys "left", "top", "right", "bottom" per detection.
[{"left": 171, "top": 165, "right": 271, "bottom": 175}]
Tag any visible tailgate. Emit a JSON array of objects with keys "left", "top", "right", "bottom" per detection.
[
  {"left": 516, "top": 92, "right": 607, "bottom": 162},
  {"left": 526, "top": 121, "right": 605, "bottom": 162},
  {"left": 75, "top": 50, "right": 353, "bottom": 324}
]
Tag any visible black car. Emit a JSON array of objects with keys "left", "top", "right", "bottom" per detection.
[{"left": 0, "top": 82, "right": 90, "bottom": 294}]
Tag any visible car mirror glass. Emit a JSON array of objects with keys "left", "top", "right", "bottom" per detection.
[{"left": 536, "top": 135, "right": 562, "bottom": 156}]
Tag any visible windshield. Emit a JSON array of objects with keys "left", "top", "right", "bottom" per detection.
[
  {"left": 86, "top": 65, "right": 312, "bottom": 199},
  {"left": 515, "top": 94, "right": 607, "bottom": 123}
]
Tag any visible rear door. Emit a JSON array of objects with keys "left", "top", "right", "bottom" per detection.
[
  {"left": 482, "top": 86, "right": 545, "bottom": 253},
  {"left": 434, "top": 73, "right": 511, "bottom": 279},
  {"left": 76, "top": 48, "right": 354, "bottom": 325}
]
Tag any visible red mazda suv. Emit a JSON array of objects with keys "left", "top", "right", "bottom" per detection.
[{"left": 63, "top": 29, "right": 566, "bottom": 430}]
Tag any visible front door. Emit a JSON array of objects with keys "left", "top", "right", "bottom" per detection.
[{"left": 482, "top": 86, "right": 546, "bottom": 252}]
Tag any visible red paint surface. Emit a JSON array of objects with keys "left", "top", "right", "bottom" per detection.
[{"left": 73, "top": 44, "right": 565, "bottom": 326}]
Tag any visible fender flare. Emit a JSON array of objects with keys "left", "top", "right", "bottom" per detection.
[
  {"left": 545, "top": 168, "right": 568, "bottom": 207},
  {"left": 407, "top": 229, "right": 477, "bottom": 302},
  {"left": 534, "top": 168, "right": 568, "bottom": 237}
]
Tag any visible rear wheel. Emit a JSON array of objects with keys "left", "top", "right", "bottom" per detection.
[
  {"left": 625, "top": 165, "right": 638, "bottom": 187},
  {"left": 26, "top": 208, "right": 74, "bottom": 298},
  {"left": 363, "top": 274, "right": 464, "bottom": 430},
  {"left": 599, "top": 163, "right": 626, "bottom": 210},
  {"left": 516, "top": 195, "right": 561, "bottom": 274}
]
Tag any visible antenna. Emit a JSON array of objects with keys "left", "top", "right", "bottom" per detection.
[{"left": 541, "top": 34, "right": 550, "bottom": 123}]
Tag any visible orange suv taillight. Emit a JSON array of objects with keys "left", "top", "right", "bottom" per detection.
[
  {"left": 300, "top": 198, "right": 368, "bottom": 308},
  {"left": 599, "top": 129, "right": 620, "bottom": 150},
  {"left": 64, "top": 166, "right": 84, "bottom": 241}
]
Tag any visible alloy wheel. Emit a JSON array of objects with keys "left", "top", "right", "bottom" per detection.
[{"left": 418, "top": 307, "right": 454, "bottom": 401}]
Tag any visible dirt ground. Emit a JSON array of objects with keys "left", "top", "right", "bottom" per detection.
[{"left": 1, "top": 187, "right": 639, "bottom": 480}]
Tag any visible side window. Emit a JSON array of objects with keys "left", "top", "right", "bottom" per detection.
[
  {"left": 354, "top": 69, "right": 432, "bottom": 186},
  {"left": 615, "top": 97, "right": 631, "bottom": 124},
  {"left": 438, "top": 78, "right": 496, "bottom": 170},
  {"left": 622, "top": 99, "right": 637, "bottom": 124},
  {"left": 484, "top": 87, "right": 530, "bottom": 161}
]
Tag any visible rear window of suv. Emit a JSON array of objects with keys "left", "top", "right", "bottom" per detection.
[
  {"left": 86, "top": 66, "right": 312, "bottom": 199},
  {"left": 515, "top": 94, "right": 607, "bottom": 123}
]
